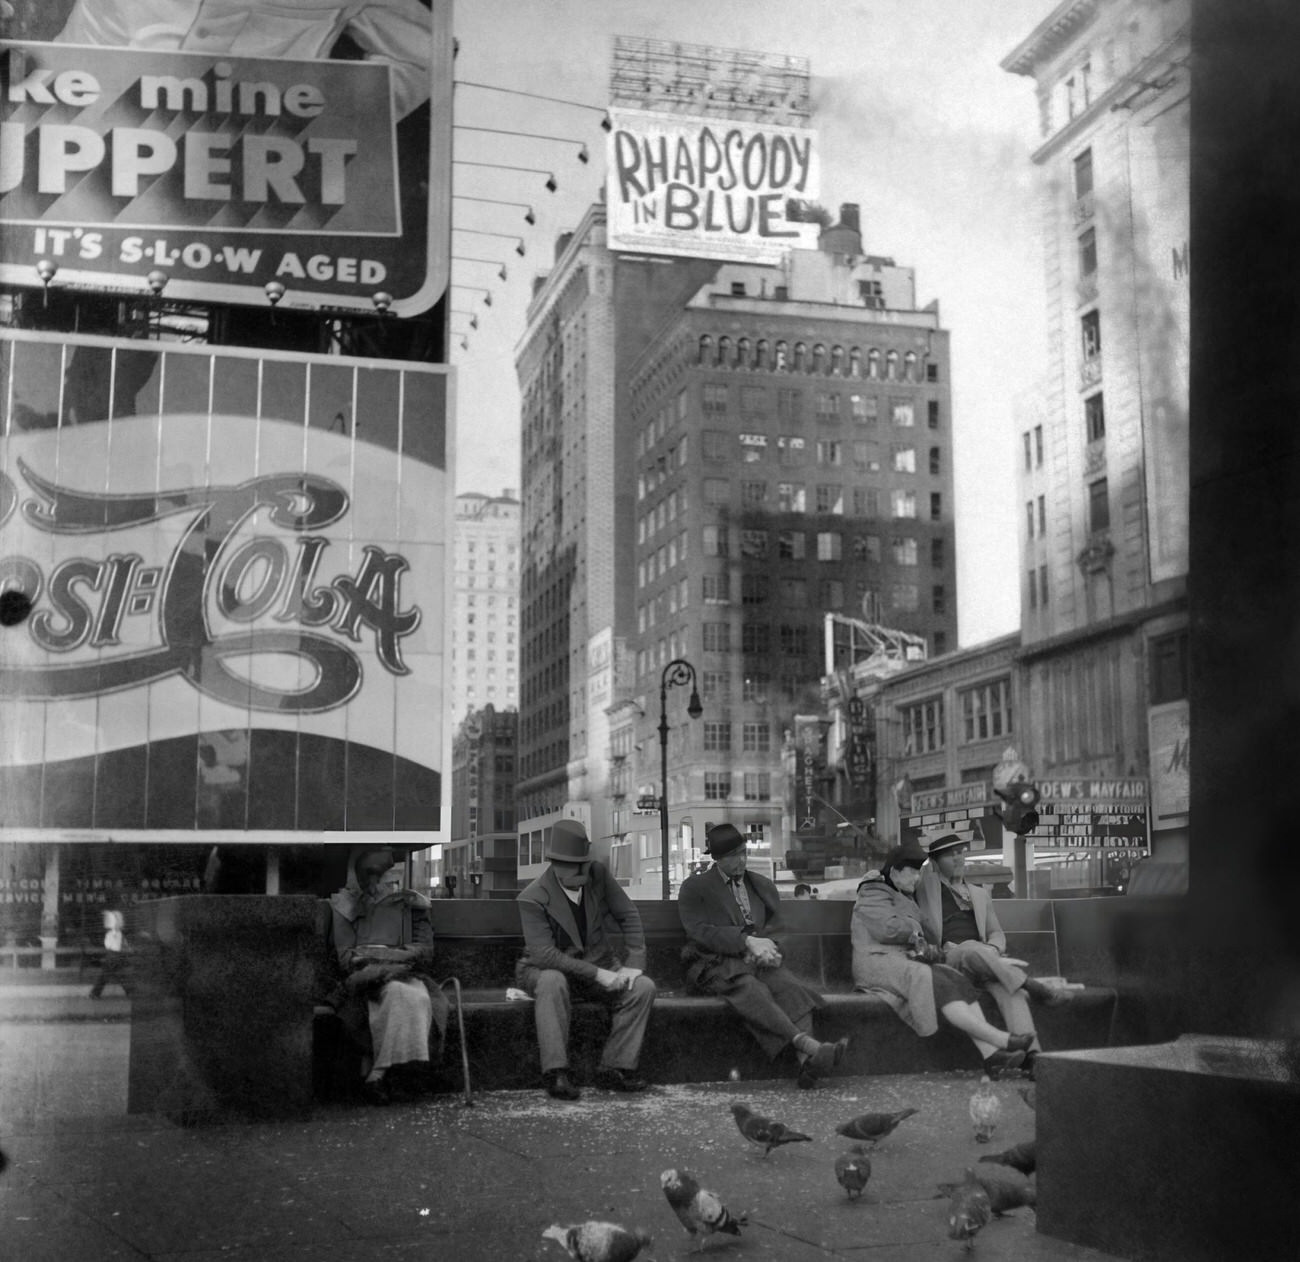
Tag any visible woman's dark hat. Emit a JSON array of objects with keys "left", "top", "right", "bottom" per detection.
[
  {"left": 706, "top": 823, "right": 747, "bottom": 858},
  {"left": 885, "top": 835, "right": 928, "bottom": 870},
  {"left": 545, "top": 819, "right": 591, "bottom": 861}
]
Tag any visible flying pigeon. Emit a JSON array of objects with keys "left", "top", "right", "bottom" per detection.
[
  {"left": 947, "top": 1178, "right": 993, "bottom": 1249},
  {"left": 834, "top": 1145, "right": 872, "bottom": 1199},
  {"left": 977, "top": 1139, "right": 1037, "bottom": 1175},
  {"left": 541, "top": 1221, "right": 653, "bottom": 1262},
  {"left": 730, "top": 1102, "right": 812, "bottom": 1157},
  {"left": 969, "top": 1076, "right": 1001, "bottom": 1143},
  {"left": 835, "top": 1107, "right": 918, "bottom": 1144},
  {"left": 661, "top": 1167, "right": 746, "bottom": 1246}
]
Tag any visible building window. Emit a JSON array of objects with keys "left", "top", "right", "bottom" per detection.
[
  {"left": 891, "top": 399, "right": 914, "bottom": 427},
  {"left": 929, "top": 446, "right": 941, "bottom": 476},
  {"left": 1023, "top": 431, "right": 1033, "bottom": 471},
  {"left": 703, "top": 573, "right": 729, "bottom": 604},
  {"left": 816, "top": 531, "right": 842, "bottom": 561},
  {"left": 742, "top": 722, "right": 771, "bottom": 753},
  {"left": 742, "top": 573, "right": 769, "bottom": 604},
  {"left": 852, "top": 441, "right": 874, "bottom": 471},
  {"left": 742, "top": 623, "right": 770, "bottom": 654},
  {"left": 1079, "top": 226, "right": 1098, "bottom": 277},
  {"left": 777, "top": 435, "right": 806, "bottom": 466},
  {"left": 931, "top": 537, "right": 945, "bottom": 569},
  {"left": 1026, "top": 501, "right": 1035, "bottom": 540},
  {"left": 891, "top": 583, "right": 919, "bottom": 611},
  {"left": 1081, "top": 309, "right": 1101, "bottom": 360},
  {"left": 780, "top": 625, "right": 809, "bottom": 655},
  {"left": 741, "top": 385, "right": 766, "bottom": 413},
  {"left": 932, "top": 584, "right": 946, "bottom": 615},
  {"left": 703, "top": 383, "right": 728, "bottom": 414},
  {"left": 902, "top": 698, "right": 945, "bottom": 754},
  {"left": 1038, "top": 564, "right": 1049, "bottom": 606},
  {"left": 850, "top": 393, "right": 876, "bottom": 423},
  {"left": 1034, "top": 425, "right": 1044, "bottom": 467},
  {"left": 703, "top": 622, "right": 731, "bottom": 652},
  {"left": 815, "top": 484, "right": 844, "bottom": 514},
  {"left": 1037, "top": 495, "right": 1046, "bottom": 536},
  {"left": 1027, "top": 568, "right": 1038, "bottom": 610},
  {"left": 743, "top": 673, "right": 769, "bottom": 702},
  {"left": 740, "top": 529, "right": 769, "bottom": 558},
  {"left": 1074, "top": 147, "right": 1093, "bottom": 198},
  {"left": 1149, "top": 630, "right": 1189, "bottom": 703},
  {"left": 779, "top": 577, "right": 808, "bottom": 607},
  {"left": 703, "top": 721, "right": 731, "bottom": 752},
  {"left": 933, "top": 630, "right": 947, "bottom": 654},
  {"left": 891, "top": 490, "right": 917, "bottom": 519},
  {"left": 960, "top": 679, "right": 1012, "bottom": 743},
  {"left": 703, "top": 429, "right": 727, "bottom": 460},
  {"left": 1085, "top": 392, "right": 1105, "bottom": 441},
  {"left": 892, "top": 446, "right": 916, "bottom": 473},
  {"left": 860, "top": 534, "right": 882, "bottom": 563},
  {"left": 816, "top": 392, "right": 841, "bottom": 422},
  {"left": 778, "top": 530, "right": 806, "bottom": 560},
  {"left": 777, "top": 388, "right": 801, "bottom": 422},
  {"left": 777, "top": 482, "right": 805, "bottom": 512},
  {"left": 822, "top": 578, "right": 844, "bottom": 608},
  {"left": 1088, "top": 477, "right": 1110, "bottom": 532},
  {"left": 852, "top": 486, "right": 877, "bottom": 517},
  {"left": 704, "top": 772, "right": 732, "bottom": 801},
  {"left": 927, "top": 400, "right": 940, "bottom": 430},
  {"left": 702, "top": 670, "right": 730, "bottom": 702},
  {"left": 743, "top": 772, "right": 771, "bottom": 802},
  {"left": 703, "top": 477, "right": 729, "bottom": 505},
  {"left": 741, "top": 479, "right": 767, "bottom": 506},
  {"left": 816, "top": 439, "right": 842, "bottom": 465},
  {"left": 702, "top": 525, "right": 729, "bottom": 556},
  {"left": 891, "top": 536, "right": 918, "bottom": 565},
  {"left": 930, "top": 492, "right": 943, "bottom": 521}
]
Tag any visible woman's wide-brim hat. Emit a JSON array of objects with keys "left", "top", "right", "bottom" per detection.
[
  {"left": 886, "top": 834, "right": 928, "bottom": 869},
  {"left": 705, "top": 823, "right": 747, "bottom": 858},
  {"left": 545, "top": 818, "right": 591, "bottom": 862}
]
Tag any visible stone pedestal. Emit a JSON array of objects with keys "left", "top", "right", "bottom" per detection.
[
  {"left": 1037, "top": 1037, "right": 1300, "bottom": 1261},
  {"left": 128, "top": 895, "right": 322, "bottom": 1123}
]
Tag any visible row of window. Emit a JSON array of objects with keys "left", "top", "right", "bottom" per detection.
[
  {"left": 695, "top": 335, "right": 940, "bottom": 382},
  {"left": 700, "top": 721, "right": 773, "bottom": 752},
  {"left": 901, "top": 679, "right": 1013, "bottom": 755}
]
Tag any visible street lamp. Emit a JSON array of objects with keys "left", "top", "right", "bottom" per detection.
[{"left": 659, "top": 658, "right": 703, "bottom": 900}]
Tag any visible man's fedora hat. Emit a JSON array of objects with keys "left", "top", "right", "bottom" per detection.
[
  {"left": 927, "top": 832, "right": 969, "bottom": 857},
  {"left": 545, "top": 819, "right": 591, "bottom": 862},
  {"left": 705, "top": 823, "right": 747, "bottom": 858}
]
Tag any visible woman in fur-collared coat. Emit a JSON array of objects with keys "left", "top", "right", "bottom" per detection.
[{"left": 851, "top": 838, "right": 1032, "bottom": 1077}]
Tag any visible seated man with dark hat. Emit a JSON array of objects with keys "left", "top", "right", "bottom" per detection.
[
  {"left": 677, "top": 823, "right": 849, "bottom": 1089},
  {"left": 917, "top": 831, "right": 1070, "bottom": 1078},
  {"left": 515, "top": 819, "right": 656, "bottom": 1100}
]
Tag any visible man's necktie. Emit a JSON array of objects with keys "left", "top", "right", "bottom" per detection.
[{"left": 730, "top": 877, "right": 754, "bottom": 927}]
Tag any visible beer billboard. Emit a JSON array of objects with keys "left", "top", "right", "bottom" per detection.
[
  {"left": 0, "top": 329, "right": 451, "bottom": 841},
  {"left": 0, "top": 0, "right": 451, "bottom": 313}
]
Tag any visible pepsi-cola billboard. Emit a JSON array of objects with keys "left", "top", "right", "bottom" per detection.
[
  {"left": 0, "top": 0, "right": 450, "bottom": 314},
  {"left": 0, "top": 329, "right": 451, "bottom": 840}
]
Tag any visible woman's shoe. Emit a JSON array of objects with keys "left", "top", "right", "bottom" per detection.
[
  {"left": 1006, "top": 1032, "right": 1035, "bottom": 1054},
  {"left": 360, "top": 1077, "right": 390, "bottom": 1106},
  {"left": 982, "top": 1049, "right": 1026, "bottom": 1080}
]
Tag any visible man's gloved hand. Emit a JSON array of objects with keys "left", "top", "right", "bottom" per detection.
[{"left": 594, "top": 967, "right": 627, "bottom": 991}]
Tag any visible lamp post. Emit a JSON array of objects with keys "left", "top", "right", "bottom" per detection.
[{"left": 659, "top": 658, "right": 703, "bottom": 900}]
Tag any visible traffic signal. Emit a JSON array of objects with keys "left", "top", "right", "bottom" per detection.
[
  {"left": 445, "top": 874, "right": 458, "bottom": 895},
  {"left": 995, "top": 780, "right": 1040, "bottom": 835}
]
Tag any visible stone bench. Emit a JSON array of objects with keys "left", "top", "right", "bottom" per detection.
[{"left": 316, "top": 897, "right": 1120, "bottom": 1095}]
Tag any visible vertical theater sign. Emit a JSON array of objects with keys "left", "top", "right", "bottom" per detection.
[{"left": 0, "top": 332, "right": 450, "bottom": 843}]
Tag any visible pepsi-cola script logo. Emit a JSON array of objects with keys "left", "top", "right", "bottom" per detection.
[{"left": 0, "top": 463, "right": 419, "bottom": 713}]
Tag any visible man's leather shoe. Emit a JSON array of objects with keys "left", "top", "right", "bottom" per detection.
[
  {"left": 982, "top": 1049, "right": 1026, "bottom": 1079},
  {"left": 544, "top": 1069, "right": 580, "bottom": 1101},
  {"left": 1006, "top": 1032, "right": 1035, "bottom": 1054},
  {"left": 594, "top": 1066, "right": 648, "bottom": 1093},
  {"left": 1024, "top": 978, "right": 1073, "bottom": 1007}
]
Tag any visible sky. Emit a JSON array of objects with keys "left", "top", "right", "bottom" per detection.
[{"left": 447, "top": 0, "right": 1060, "bottom": 649}]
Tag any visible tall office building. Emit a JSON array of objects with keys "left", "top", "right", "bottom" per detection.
[
  {"left": 450, "top": 490, "right": 521, "bottom": 725},
  {"left": 1002, "top": 0, "right": 1190, "bottom": 861}
]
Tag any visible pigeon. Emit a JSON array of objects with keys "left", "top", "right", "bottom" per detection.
[
  {"left": 947, "top": 1178, "right": 992, "bottom": 1249},
  {"left": 541, "top": 1221, "right": 653, "bottom": 1262},
  {"left": 938, "top": 1166, "right": 1036, "bottom": 1217},
  {"left": 729, "top": 1102, "right": 812, "bottom": 1157},
  {"left": 661, "top": 1167, "right": 746, "bottom": 1245},
  {"left": 977, "top": 1139, "right": 1037, "bottom": 1175},
  {"left": 969, "top": 1076, "right": 1001, "bottom": 1143},
  {"left": 834, "top": 1107, "right": 918, "bottom": 1144},
  {"left": 1018, "top": 1083, "right": 1036, "bottom": 1112},
  {"left": 833, "top": 1145, "right": 872, "bottom": 1199}
]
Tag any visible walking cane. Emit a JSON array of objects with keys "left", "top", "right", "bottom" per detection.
[{"left": 439, "top": 976, "right": 474, "bottom": 1106}]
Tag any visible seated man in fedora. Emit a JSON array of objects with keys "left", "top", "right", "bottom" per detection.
[
  {"left": 515, "top": 819, "right": 656, "bottom": 1100},
  {"left": 917, "top": 831, "right": 1070, "bottom": 1078},
  {"left": 677, "top": 823, "right": 848, "bottom": 1089}
]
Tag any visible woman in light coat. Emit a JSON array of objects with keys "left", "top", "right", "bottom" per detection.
[{"left": 851, "top": 837, "right": 1033, "bottom": 1076}]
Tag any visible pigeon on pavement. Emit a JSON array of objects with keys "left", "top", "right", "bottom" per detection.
[
  {"left": 947, "top": 1178, "right": 993, "bottom": 1249},
  {"left": 729, "top": 1102, "right": 812, "bottom": 1157},
  {"left": 541, "top": 1221, "right": 653, "bottom": 1262},
  {"left": 977, "top": 1139, "right": 1036, "bottom": 1175},
  {"left": 834, "top": 1145, "right": 872, "bottom": 1199},
  {"left": 965, "top": 1163, "right": 1037, "bottom": 1214},
  {"left": 835, "top": 1107, "right": 918, "bottom": 1144},
  {"left": 969, "top": 1076, "right": 1001, "bottom": 1143},
  {"left": 661, "top": 1168, "right": 746, "bottom": 1246}
]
